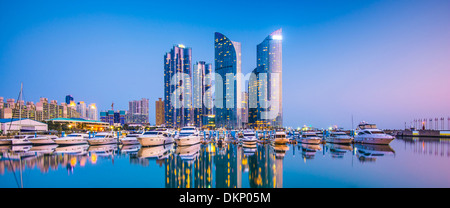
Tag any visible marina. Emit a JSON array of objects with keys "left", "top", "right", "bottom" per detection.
[{"left": 1, "top": 132, "right": 450, "bottom": 188}]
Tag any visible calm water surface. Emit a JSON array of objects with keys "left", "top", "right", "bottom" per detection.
[{"left": 1, "top": 137, "right": 449, "bottom": 188}]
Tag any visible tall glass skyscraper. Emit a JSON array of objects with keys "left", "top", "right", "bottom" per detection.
[
  {"left": 192, "top": 61, "right": 213, "bottom": 127},
  {"left": 214, "top": 32, "right": 242, "bottom": 129},
  {"left": 249, "top": 29, "right": 283, "bottom": 128},
  {"left": 164, "top": 44, "right": 192, "bottom": 128}
]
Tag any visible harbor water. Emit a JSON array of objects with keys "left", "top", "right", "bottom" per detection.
[{"left": 1, "top": 136, "right": 449, "bottom": 188}]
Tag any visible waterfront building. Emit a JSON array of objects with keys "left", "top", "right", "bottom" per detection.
[
  {"left": 0, "top": 118, "right": 48, "bottom": 134},
  {"left": 0, "top": 96, "right": 80, "bottom": 121},
  {"left": 192, "top": 61, "right": 213, "bottom": 128},
  {"left": 214, "top": 32, "right": 242, "bottom": 129},
  {"left": 47, "top": 117, "right": 109, "bottom": 132},
  {"left": 127, "top": 98, "right": 149, "bottom": 124},
  {"left": 155, "top": 98, "right": 165, "bottom": 126},
  {"left": 248, "top": 29, "right": 283, "bottom": 129},
  {"left": 164, "top": 44, "right": 192, "bottom": 128}
]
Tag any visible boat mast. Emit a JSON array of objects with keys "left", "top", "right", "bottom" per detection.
[{"left": 18, "top": 83, "right": 23, "bottom": 135}]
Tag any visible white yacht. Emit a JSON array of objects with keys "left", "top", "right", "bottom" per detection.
[
  {"left": 10, "top": 135, "right": 33, "bottom": 145},
  {"left": 354, "top": 122, "right": 394, "bottom": 145},
  {"left": 87, "top": 132, "right": 118, "bottom": 145},
  {"left": 121, "top": 132, "right": 143, "bottom": 145},
  {"left": 138, "top": 129, "right": 173, "bottom": 147},
  {"left": 241, "top": 130, "right": 258, "bottom": 148},
  {"left": 325, "top": 131, "right": 353, "bottom": 144},
  {"left": 28, "top": 135, "right": 58, "bottom": 145},
  {"left": 54, "top": 133, "right": 89, "bottom": 145},
  {"left": 175, "top": 126, "right": 201, "bottom": 146},
  {"left": 298, "top": 131, "right": 322, "bottom": 144},
  {"left": 271, "top": 130, "right": 289, "bottom": 144}
]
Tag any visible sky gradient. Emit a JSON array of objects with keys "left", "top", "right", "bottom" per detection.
[{"left": 0, "top": 0, "right": 449, "bottom": 129}]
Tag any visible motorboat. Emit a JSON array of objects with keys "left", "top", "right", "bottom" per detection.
[
  {"left": 28, "top": 135, "right": 58, "bottom": 145},
  {"left": 325, "top": 131, "right": 353, "bottom": 144},
  {"left": 271, "top": 130, "right": 289, "bottom": 145},
  {"left": 10, "top": 135, "right": 33, "bottom": 145},
  {"left": 87, "top": 132, "right": 118, "bottom": 145},
  {"left": 54, "top": 133, "right": 89, "bottom": 145},
  {"left": 121, "top": 132, "right": 143, "bottom": 145},
  {"left": 298, "top": 131, "right": 322, "bottom": 144},
  {"left": 175, "top": 126, "right": 201, "bottom": 146},
  {"left": 241, "top": 130, "right": 257, "bottom": 148},
  {"left": 137, "top": 128, "right": 173, "bottom": 147},
  {"left": 354, "top": 122, "right": 394, "bottom": 144}
]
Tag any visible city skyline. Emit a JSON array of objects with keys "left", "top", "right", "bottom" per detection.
[{"left": 1, "top": 0, "right": 449, "bottom": 129}]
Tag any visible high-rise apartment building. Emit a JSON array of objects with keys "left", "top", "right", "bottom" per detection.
[
  {"left": 164, "top": 44, "right": 192, "bottom": 128},
  {"left": 127, "top": 98, "right": 149, "bottom": 124},
  {"left": 214, "top": 32, "right": 242, "bottom": 129},
  {"left": 155, "top": 98, "right": 165, "bottom": 126}
]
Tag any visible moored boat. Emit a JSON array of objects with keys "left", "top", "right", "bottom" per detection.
[
  {"left": 54, "top": 133, "right": 89, "bottom": 145},
  {"left": 87, "top": 132, "right": 118, "bottom": 145},
  {"left": 175, "top": 126, "right": 201, "bottom": 146},
  {"left": 354, "top": 122, "right": 394, "bottom": 145},
  {"left": 325, "top": 131, "right": 353, "bottom": 144},
  {"left": 298, "top": 131, "right": 322, "bottom": 144},
  {"left": 137, "top": 129, "right": 173, "bottom": 147},
  {"left": 28, "top": 135, "right": 58, "bottom": 145}
]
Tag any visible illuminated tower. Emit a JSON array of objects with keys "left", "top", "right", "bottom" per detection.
[
  {"left": 214, "top": 32, "right": 242, "bottom": 129},
  {"left": 164, "top": 44, "right": 192, "bottom": 128}
]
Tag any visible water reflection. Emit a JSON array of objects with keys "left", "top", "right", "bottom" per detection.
[
  {"left": 354, "top": 144, "right": 395, "bottom": 163},
  {"left": 2, "top": 137, "right": 450, "bottom": 187}
]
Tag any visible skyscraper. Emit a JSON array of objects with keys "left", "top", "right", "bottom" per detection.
[
  {"left": 65, "top": 95, "right": 73, "bottom": 105},
  {"left": 155, "top": 98, "right": 165, "bottom": 126},
  {"left": 164, "top": 44, "right": 192, "bottom": 128},
  {"left": 87, "top": 103, "right": 98, "bottom": 121},
  {"left": 214, "top": 32, "right": 242, "bottom": 129},
  {"left": 192, "top": 61, "right": 213, "bottom": 127},
  {"left": 250, "top": 29, "right": 283, "bottom": 128}
]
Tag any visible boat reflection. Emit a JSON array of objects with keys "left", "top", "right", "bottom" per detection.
[
  {"left": 325, "top": 143, "right": 352, "bottom": 159},
  {"left": 355, "top": 144, "right": 395, "bottom": 163},
  {"left": 300, "top": 144, "right": 321, "bottom": 160},
  {"left": 138, "top": 143, "right": 174, "bottom": 160}
]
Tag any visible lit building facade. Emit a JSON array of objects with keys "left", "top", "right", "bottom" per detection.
[
  {"left": 155, "top": 98, "right": 165, "bottom": 126},
  {"left": 214, "top": 32, "right": 242, "bottom": 129},
  {"left": 192, "top": 61, "right": 213, "bottom": 128},
  {"left": 164, "top": 44, "right": 192, "bottom": 128},
  {"left": 249, "top": 29, "right": 283, "bottom": 128},
  {"left": 127, "top": 98, "right": 149, "bottom": 124}
]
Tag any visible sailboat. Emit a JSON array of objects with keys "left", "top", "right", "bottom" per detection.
[{"left": 1, "top": 83, "right": 32, "bottom": 145}]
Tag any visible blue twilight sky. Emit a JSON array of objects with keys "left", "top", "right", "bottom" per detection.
[{"left": 0, "top": 0, "right": 449, "bottom": 129}]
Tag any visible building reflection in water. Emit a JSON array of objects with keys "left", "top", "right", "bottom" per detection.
[
  {"left": 164, "top": 143, "right": 284, "bottom": 188},
  {"left": 4, "top": 137, "right": 450, "bottom": 187}
]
